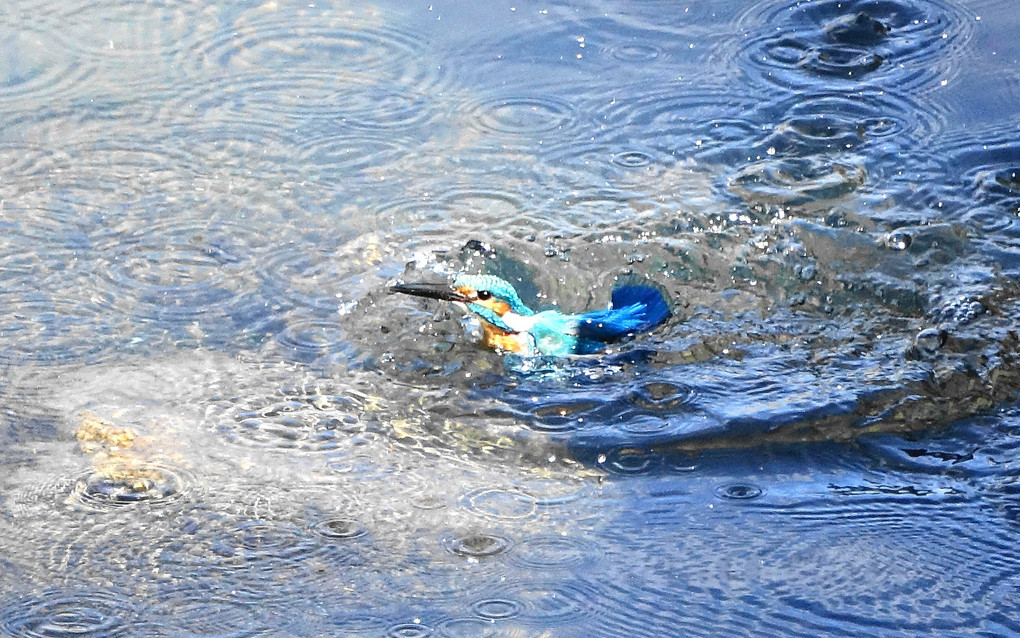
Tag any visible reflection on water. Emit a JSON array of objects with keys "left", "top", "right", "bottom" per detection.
[{"left": 1, "top": 0, "right": 1020, "bottom": 634}]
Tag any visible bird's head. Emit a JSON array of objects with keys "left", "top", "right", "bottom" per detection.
[{"left": 391, "top": 274, "right": 534, "bottom": 332}]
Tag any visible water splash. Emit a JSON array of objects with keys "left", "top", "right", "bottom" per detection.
[
  {"left": 749, "top": 89, "right": 947, "bottom": 158},
  {"left": 312, "top": 517, "right": 369, "bottom": 541},
  {"left": 0, "top": 588, "right": 140, "bottom": 638},
  {"left": 735, "top": 0, "right": 975, "bottom": 91},
  {"left": 441, "top": 532, "right": 512, "bottom": 558},
  {"left": 212, "top": 385, "right": 368, "bottom": 452},
  {"left": 385, "top": 622, "right": 434, "bottom": 637},
  {"left": 727, "top": 156, "right": 868, "bottom": 205},
  {"left": 69, "top": 464, "right": 191, "bottom": 510}
]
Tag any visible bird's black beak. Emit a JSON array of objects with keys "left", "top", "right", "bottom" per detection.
[{"left": 389, "top": 281, "right": 470, "bottom": 303}]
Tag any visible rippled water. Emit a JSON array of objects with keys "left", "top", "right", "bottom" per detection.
[{"left": 1, "top": 0, "right": 1018, "bottom": 635}]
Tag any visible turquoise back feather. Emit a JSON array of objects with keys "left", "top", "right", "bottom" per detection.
[{"left": 528, "top": 310, "right": 581, "bottom": 357}]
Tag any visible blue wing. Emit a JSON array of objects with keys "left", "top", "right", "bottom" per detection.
[{"left": 574, "top": 285, "right": 671, "bottom": 347}]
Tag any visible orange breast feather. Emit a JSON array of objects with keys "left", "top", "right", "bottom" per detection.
[{"left": 481, "top": 322, "right": 529, "bottom": 353}]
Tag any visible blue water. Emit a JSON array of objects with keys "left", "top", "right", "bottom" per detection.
[{"left": 1, "top": 0, "right": 1019, "bottom": 635}]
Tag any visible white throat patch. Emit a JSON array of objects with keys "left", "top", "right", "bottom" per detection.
[{"left": 500, "top": 311, "right": 536, "bottom": 333}]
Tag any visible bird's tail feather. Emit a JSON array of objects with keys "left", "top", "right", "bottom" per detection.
[
  {"left": 576, "top": 285, "right": 671, "bottom": 343},
  {"left": 611, "top": 285, "right": 671, "bottom": 328}
]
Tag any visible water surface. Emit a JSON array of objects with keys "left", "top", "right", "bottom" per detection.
[{"left": 1, "top": 0, "right": 1019, "bottom": 635}]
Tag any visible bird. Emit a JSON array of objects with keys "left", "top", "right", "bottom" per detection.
[{"left": 390, "top": 273, "right": 671, "bottom": 356}]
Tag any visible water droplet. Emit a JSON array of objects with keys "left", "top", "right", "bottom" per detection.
[
  {"left": 884, "top": 229, "right": 913, "bottom": 250},
  {"left": 443, "top": 532, "right": 512, "bottom": 558},
  {"left": 313, "top": 517, "right": 368, "bottom": 541},
  {"left": 715, "top": 483, "right": 764, "bottom": 500},
  {"left": 823, "top": 11, "right": 890, "bottom": 46},
  {"left": 214, "top": 387, "right": 366, "bottom": 452},
  {"left": 0, "top": 588, "right": 137, "bottom": 638},
  {"left": 729, "top": 157, "right": 866, "bottom": 205},
  {"left": 472, "top": 598, "right": 522, "bottom": 619},
  {"left": 411, "top": 495, "right": 449, "bottom": 510},
  {"left": 71, "top": 465, "right": 190, "bottom": 510},
  {"left": 386, "top": 622, "right": 433, "bottom": 638},
  {"left": 629, "top": 382, "right": 697, "bottom": 410},
  {"left": 602, "top": 449, "right": 661, "bottom": 475},
  {"left": 611, "top": 150, "right": 653, "bottom": 168},
  {"left": 610, "top": 43, "right": 662, "bottom": 62},
  {"left": 276, "top": 320, "right": 345, "bottom": 355}
]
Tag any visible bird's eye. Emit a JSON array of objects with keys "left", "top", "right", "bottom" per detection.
[{"left": 476, "top": 290, "right": 492, "bottom": 300}]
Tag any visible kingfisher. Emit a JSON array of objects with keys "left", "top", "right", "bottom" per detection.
[{"left": 390, "top": 274, "right": 671, "bottom": 356}]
